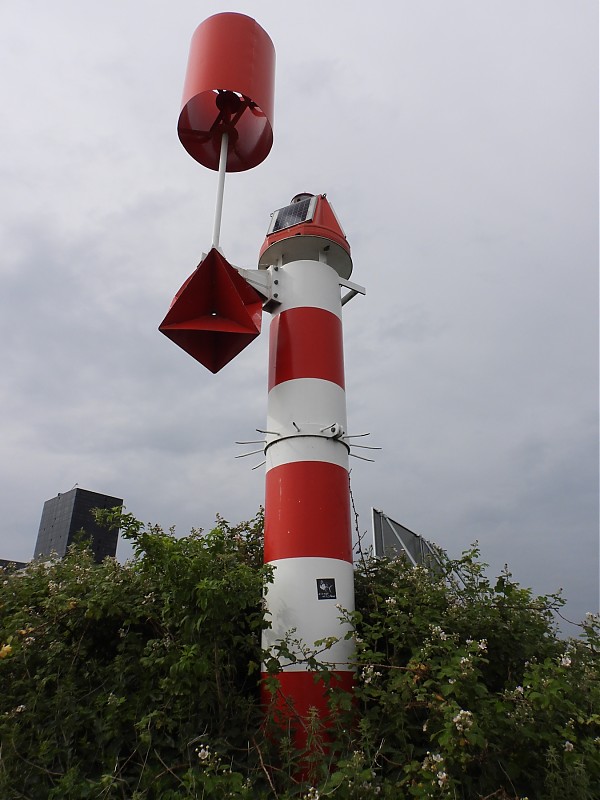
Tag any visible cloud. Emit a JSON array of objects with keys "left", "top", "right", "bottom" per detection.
[{"left": 0, "top": 1, "right": 596, "bottom": 631}]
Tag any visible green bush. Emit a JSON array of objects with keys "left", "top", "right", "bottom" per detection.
[{"left": 1, "top": 510, "right": 598, "bottom": 799}]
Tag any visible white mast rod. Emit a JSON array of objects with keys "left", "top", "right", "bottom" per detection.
[{"left": 212, "top": 132, "right": 229, "bottom": 249}]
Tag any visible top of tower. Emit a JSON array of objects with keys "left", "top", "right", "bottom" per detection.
[{"left": 258, "top": 194, "right": 352, "bottom": 278}]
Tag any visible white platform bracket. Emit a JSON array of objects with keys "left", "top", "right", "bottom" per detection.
[{"left": 339, "top": 277, "right": 366, "bottom": 306}]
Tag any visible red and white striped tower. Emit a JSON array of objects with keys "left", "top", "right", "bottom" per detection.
[
  {"left": 258, "top": 194, "right": 360, "bottom": 738},
  {"left": 159, "top": 14, "right": 368, "bottom": 746}
]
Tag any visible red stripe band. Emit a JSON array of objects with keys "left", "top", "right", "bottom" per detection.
[
  {"left": 261, "top": 670, "right": 354, "bottom": 758},
  {"left": 261, "top": 669, "right": 354, "bottom": 720},
  {"left": 268, "top": 307, "right": 345, "bottom": 391},
  {"left": 264, "top": 461, "right": 352, "bottom": 562}
]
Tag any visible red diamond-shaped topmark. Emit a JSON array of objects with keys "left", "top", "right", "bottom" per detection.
[{"left": 159, "top": 248, "right": 263, "bottom": 373}]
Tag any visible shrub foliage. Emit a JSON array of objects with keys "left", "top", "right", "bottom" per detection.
[{"left": 1, "top": 509, "right": 598, "bottom": 799}]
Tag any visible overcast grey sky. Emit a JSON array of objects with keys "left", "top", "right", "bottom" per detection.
[{"left": 0, "top": 1, "right": 597, "bottom": 631}]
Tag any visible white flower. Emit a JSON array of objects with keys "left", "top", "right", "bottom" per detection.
[
  {"left": 305, "top": 788, "right": 320, "bottom": 800},
  {"left": 361, "top": 665, "right": 381, "bottom": 685},
  {"left": 452, "top": 709, "right": 473, "bottom": 732},
  {"left": 459, "top": 655, "right": 472, "bottom": 673},
  {"left": 429, "top": 625, "right": 448, "bottom": 640},
  {"left": 478, "top": 639, "right": 487, "bottom": 651},
  {"left": 14, "top": 705, "right": 25, "bottom": 713},
  {"left": 422, "top": 751, "right": 443, "bottom": 771},
  {"left": 564, "top": 740, "right": 574, "bottom": 752},
  {"left": 560, "top": 655, "right": 572, "bottom": 668},
  {"left": 196, "top": 745, "right": 210, "bottom": 761},
  {"left": 515, "top": 685, "right": 524, "bottom": 694},
  {"left": 437, "top": 771, "right": 448, "bottom": 786}
]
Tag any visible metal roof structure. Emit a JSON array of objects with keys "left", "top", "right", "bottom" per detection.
[{"left": 372, "top": 508, "right": 446, "bottom": 574}]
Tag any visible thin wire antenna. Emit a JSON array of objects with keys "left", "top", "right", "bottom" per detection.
[
  {"left": 349, "top": 453, "right": 376, "bottom": 463},
  {"left": 235, "top": 440, "right": 267, "bottom": 445},
  {"left": 251, "top": 461, "right": 266, "bottom": 471},
  {"left": 349, "top": 444, "right": 382, "bottom": 451},
  {"left": 235, "top": 448, "right": 264, "bottom": 459}
]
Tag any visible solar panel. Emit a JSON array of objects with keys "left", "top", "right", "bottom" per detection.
[{"left": 268, "top": 195, "right": 317, "bottom": 234}]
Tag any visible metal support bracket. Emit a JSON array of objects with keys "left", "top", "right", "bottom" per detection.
[
  {"left": 263, "top": 420, "right": 350, "bottom": 454},
  {"left": 339, "top": 277, "right": 366, "bottom": 306},
  {"left": 235, "top": 265, "right": 281, "bottom": 311}
]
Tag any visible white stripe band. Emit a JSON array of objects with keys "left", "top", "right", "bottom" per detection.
[
  {"left": 272, "top": 260, "right": 343, "bottom": 318},
  {"left": 265, "top": 436, "right": 349, "bottom": 471},
  {"left": 266, "top": 378, "right": 348, "bottom": 468},
  {"left": 262, "top": 557, "right": 355, "bottom": 672}
]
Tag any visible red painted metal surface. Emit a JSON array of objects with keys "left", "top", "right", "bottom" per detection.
[
  {"left": 261, "top": 204, "right": 355, "bottom": 751},
  {"left": 268, "top": 307, "right": 345, "bottom": 391},
  {"left": 259, "top": 194, "right": 350, "bottom": 262},
  {"left": 262, "top": 670, "right": 354, "bottom": 753},
  {"left": 264, "top": 461, "right": 353, "bottom": 562},
  {"left": 178, "top": 12, "right": 275, "bottom": 172},
  {"left": 159, "top": 248, "right": 262, "bottom": 373}
]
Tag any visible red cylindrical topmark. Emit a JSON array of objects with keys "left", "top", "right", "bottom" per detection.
[{"left": 178, "top": 12, "right": 275, "bottom": 172}]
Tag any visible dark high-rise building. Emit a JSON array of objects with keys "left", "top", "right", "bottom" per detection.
[{"left": 34, "top": 488, "right": 122, "bottom": 563}]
